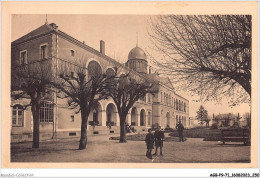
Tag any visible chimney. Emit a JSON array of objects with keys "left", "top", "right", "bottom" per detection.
[
  {"left": 49, "top": 23, "right": 58, "bottom": 30},
  {"left": 100, "top": 40, "right": 105, "bottom": 55}
]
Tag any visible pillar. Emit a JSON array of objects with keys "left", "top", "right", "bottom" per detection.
[
  {"left": 145, "top": 114, "right": 148, "bottom": 128},
  {"left": 137, "top": 114, "right": 140, "bottom": 126},
  {"left": 101, "top": 110, "right": 106, "bottom": 126}
]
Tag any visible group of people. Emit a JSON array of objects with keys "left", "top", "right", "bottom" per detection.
[
  {"left": 125, "top": 123, "right": 136, "bottom": 133},
  {"left": 145, "top": 121, "right": 185, "bottom": 159},
  {"left": 145, "top": 126, "right": 165, "bottom": 159}
]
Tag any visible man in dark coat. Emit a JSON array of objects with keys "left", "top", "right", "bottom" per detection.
[
  {"left": 145, "top": 128, "right": 154, "bottom": 159},
  {"left": 153, "top": 126, "right": 165, "bottom": 156},
  {"left": 176, "top": 121, "right": 184, "bottom": 142}
]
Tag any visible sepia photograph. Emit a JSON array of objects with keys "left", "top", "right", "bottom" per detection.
[
  {"left": 9, "top": 13, "right": 253, "bottom": 162},
  {"left": 1, "top": 1, "right": 258, "bottom": 175}
]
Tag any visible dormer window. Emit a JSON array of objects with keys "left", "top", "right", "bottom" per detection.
[
  {"left": 71, "top": 50, "right": 75, "bottom": 57},
  {"left": 20, "top": 50, "right": 27, "bottom": 65},
  {"left": 40, "top": 44, "right": 47, "bottom": 59}
]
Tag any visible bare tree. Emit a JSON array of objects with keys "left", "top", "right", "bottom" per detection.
[
  {"left": 11, "top": 59, "right": 53, "bottom": 148},
  {"left": 54, "top": 58, "right": 117, "bottom": 150},
  {"left": 149, "top": 15, "right": 251, "bottom": 105},
  {"left": 105, "top": 71, "right": 158, "bottom": 142}
]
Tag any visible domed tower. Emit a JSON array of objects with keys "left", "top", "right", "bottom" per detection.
[{"left": 127, "top": 45, "right": 148, "bottom": 74}]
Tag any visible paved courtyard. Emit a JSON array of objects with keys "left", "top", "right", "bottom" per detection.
[{"left": 11, "top": 133, "right": 250, "bottom": 163}]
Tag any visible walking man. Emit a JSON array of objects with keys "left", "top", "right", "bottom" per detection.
[
  {"left": 176, "top": 121, "right": 184, "bottom": 142},
  {"left": 153, "top": 126, "right": 165, "bottom": 156},
  {"left": 145, "top": 128, "right": 154, "bottom": 159}
]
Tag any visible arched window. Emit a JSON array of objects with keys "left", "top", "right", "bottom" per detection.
[
  {"left": 88, "top": 60, "right": 102, "bottom": 79},
  {"left": 12, "top": 105, "right": 24, "bottom": 127},
  {"left": 105, "top": 68, "right": 116, "bottom": 86},
  {"left": 179, "top": 100, "right": 181, "bottom": 111},
  {"left": 176, "top": 99, "right": 178, "bottom": 110},
  {"left": 184, "top": 103, "right": 186, "bottom": 112},
  {"left": 106, "top": 68, "right": 115, "bottom": 76}
]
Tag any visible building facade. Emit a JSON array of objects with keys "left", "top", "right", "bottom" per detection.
[{"left": 11, "top": 22, "right": 189, "bottom": 142}]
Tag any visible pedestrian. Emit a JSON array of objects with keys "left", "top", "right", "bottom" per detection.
[
  {"left": 107, "top": 122, "right": 112, "bottom": 129},
  {"left": 145, "top": 128, "right": 154, "bottom": 159},
  {"left": 176, "top": 121, "right": 185, "bottom": 142},
  {"left": 153, "top": 126, "right": 165, "bottom": 156}
]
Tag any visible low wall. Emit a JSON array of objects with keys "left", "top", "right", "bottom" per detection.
[{"left": 11, "top": 126, "right": 150, "bottom": 143}]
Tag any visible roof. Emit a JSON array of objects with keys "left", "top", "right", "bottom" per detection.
[
  {"left": 156, "top": 76, "right": 189, "bottom": 101},
  {"left": 12, "top": 23, "right": 55, "bottom": 46},
  {"left": 11, "top": 22, "right": 188, "bottom": 102},
  {"left": 159, "top": 77, "right": 174, "bottom": 89},
  {"left": 128, "top": 46, "right": 147, "bottom": 61},
  {"left": 11, "top": 22, "right": 147, "bottom": 79}
]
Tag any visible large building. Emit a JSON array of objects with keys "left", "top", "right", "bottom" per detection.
[{"left": 11, "top": 22, "right": 189, "bottom": 142}]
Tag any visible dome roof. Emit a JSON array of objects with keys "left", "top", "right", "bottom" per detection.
[{"left": 128, "top": 46, "right": 147, "bottom": 60}]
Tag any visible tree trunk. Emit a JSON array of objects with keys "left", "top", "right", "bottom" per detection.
[
  {"left": 31, "top": 102, "right": 40, "bottom": 148},
  {"left": 119, "top": 115, "right": 127, "bottom": 143},
  {"left": 79, "top": 108, "right": 89, "bottom": 150}
]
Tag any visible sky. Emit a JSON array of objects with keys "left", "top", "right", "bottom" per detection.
[{"left": 11, "top": 14, "right": 251, "bottom": 118}]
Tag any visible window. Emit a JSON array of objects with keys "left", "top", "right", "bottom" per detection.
[
  {"left": 71, "top": 72, "right": 75, "bottom": 78},
  {"left": 148, "top": 94, "right": 151, "bottom": 103},
  {"left": 71, "top": 50, "right": 75, "bottom": 57},
  {"left": 148, "top": 112, "right": 151, "bottom": 125},
  {"left": 140, "top": 95, "right": 145, "bottom": 102},
  {"left": 88, "top": 60, "right": 102, "bottom": 79},
  {"left": 184, "top": 103, "right": 186, "bottom": 112},
  {"left": 70, "top": 115, "right": 74, "bottom": 122},
  {"left": 176, "top": 99, "right": 178, "bottom": 110},
  {"left": 40, "top": 45, "right": 47, "bottom": 59},
  {"left": 161, "top": 92, "right": 163, "bottom": 102},
  {"left": 40, "top": 102, "right": 54, "bottom": 123},
  {"left": 20, "top": 50, "right": 27, "bottom": 65},
  {"left": 12, "top": 105, "right": 24, "bottom": 127},
  {"left": 179, "top": 100, "right": 181, "bottom": 111}
]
